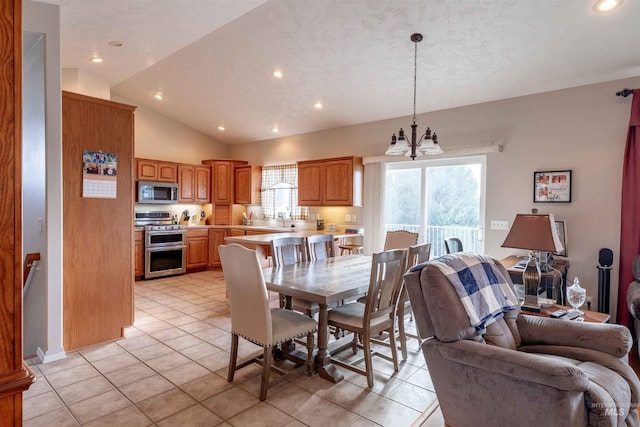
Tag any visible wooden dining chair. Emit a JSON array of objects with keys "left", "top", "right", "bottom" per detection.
[
  {"left": 397, "top": 242, "right": 431, "bottom": 359},
  {"left": 327, "top": 248, "right": 407, "bottom": 388},
  {"left": 271, "top": 236, "right": 309, "bottom": 266},
  {"left": 271, "top": 236, "right": 317, "bottom": 316},
  {"left": 306, "top": 234, "right": 335, "bottom": 261},
  {"left": 219, "top": 244, "right": 317, "bottom": 401}
]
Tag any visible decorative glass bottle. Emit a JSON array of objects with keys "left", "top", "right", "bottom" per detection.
[{"left": 566, "top": 277, "right": 586, "bottom": 316}]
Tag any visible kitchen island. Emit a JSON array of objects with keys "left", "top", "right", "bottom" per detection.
[
  {"left": 135, "top": 223, "right": 364, "bottom": 277},
  {"left": 225, "top": 230, "right": 363, "bottom": 266}
]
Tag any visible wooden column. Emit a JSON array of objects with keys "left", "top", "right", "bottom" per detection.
[
  {"left": 62, "top": 92, "right": 136, "bottom": 351},
  {"left": 0, "top": 0, "right": 36, "bottom": 425}
]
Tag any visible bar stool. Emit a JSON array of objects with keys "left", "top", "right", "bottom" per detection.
[{"left": 339, "top": 244, "right": 363, "bottom": 255}]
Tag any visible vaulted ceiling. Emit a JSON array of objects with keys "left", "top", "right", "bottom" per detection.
[{"left": 42, "top": 0, "right": 640, "bottom": 145}]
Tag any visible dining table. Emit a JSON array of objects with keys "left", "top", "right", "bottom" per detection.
[{"left": 262, "top": 254, "right": 372, "bottom": 383}]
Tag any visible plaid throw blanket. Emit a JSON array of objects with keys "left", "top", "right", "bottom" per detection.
[{"left": 413, "top": 253, "right": 518, "bottom": 331}]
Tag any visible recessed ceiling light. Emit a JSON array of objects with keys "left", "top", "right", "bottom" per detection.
[
  {"left": 272, "top": 127, "right": 279, "bottom": 133},
  {"left": 107, "top": 41, "right": 124, "bottom": 47},
  {"left": 314, "top": 102, "right": 323, "bottom": 109},
  {"left": 272, "top": 70, "right": 283, "bottom": 78},
  {"left": 90, "top": 57, "right": 103, "bottom": 63},
  {"left": 218, "top": 125, "right": 225, "bottom": 131},
  {"left": 153, "top": 92, "right": 164, "bottom": 100},
  {"left": 593, "top": 0, "right": 623, "bottom": 12}
]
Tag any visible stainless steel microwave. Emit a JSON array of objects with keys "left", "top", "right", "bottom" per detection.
[{"left": 137, "top": 181, "right": 179, "bottom": 204}]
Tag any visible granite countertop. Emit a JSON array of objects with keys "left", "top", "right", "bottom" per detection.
[
  {"left": 225, "top": 230, "right": 362, "bottom": 244},
  {"left": 184, "top": 224, "right": 294, "bottom": 232},
  {"left": 135, "top": 224, "right": 364, "bottom": 239}
]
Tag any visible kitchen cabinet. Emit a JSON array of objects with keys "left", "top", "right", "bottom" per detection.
[
  {"left": 202, "top": 159, "right": 248, "bottom": 204},
  {"left": 208, "top": 228, "right": 228, "bottom": 267},
  {"left": 135, "top": 230, "right": 144, "bottom": 279},
  {"left": 178, "top": 164, "right": 211, "bottom": 203},
  {"left": 298, "top": 156, "right": 364, "bottom": 206},
  {"left": 194, "top": 166, "right": 212, "bottom": 203},
  {"left": 235, "top": 165, "right": 262, "bottom": 204},
  {"left": 214, "top": 204, "right": 231, "bottom": 225},
  {"left": 136, "top": 158, "right": 177, "bottom": 182},
  {"left": 186, "top": 229, "right": 209, "bottom": 269}
]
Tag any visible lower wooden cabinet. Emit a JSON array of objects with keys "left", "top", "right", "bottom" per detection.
[
  {"left": 208, "top": 229, "right": 228, "bottom": 267},
  {"left": 135, "top": 230, "right": 144, "bottom": 279},
  {"left": 186, "top": 229, "right": 209, "bottom": 269}
]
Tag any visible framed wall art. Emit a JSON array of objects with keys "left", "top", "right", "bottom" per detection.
[{"left": 533, "top": 170, "right": 572, "bottom": 203}]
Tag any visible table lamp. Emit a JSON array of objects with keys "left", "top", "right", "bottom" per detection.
[{"left": 501, "top": 214, "right": 564, "bottom": 312}]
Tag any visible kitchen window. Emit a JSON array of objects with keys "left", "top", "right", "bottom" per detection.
[{"left": 261, "top": 164, "right": 308, "bottom": 220}]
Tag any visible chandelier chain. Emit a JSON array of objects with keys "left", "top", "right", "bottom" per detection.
[
  {"left": 413, "top": 39, "right": 417, "bottom": 123},
  {"left": 385, "top": 33, "right": 441, "bottom": 159}
]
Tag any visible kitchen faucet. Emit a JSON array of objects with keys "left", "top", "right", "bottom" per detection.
[{"left": 278, "top": 213, "right": 286, "bottom": 227}]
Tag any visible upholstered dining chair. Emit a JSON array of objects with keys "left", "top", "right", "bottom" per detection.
[
  {"left": 397, "top": 242, "right": 432, "bottom": 360},
  {"left": 271, "top": 236, "right": 316, "bottom": 316},
  {"left": 306, "top": 234, "right": 335, "bottom": 261},
  {"left": 444, "top": 236, "right": 463, "bottom": 254},
  {"left": 328, "top": 248, "right": 407, "bottom": 388},
  {"left": 384, "top": 229, "right": 419, "bottom": 251},
  {"left": 219, "top": 244, "right": 317, "bottom": 401}
]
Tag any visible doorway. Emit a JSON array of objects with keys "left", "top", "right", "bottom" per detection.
[{"left": 384, "top": 156, "right": 485, "bottom": 257}]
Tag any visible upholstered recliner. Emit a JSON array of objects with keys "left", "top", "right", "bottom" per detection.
[{"left": 405, "top": 253, "right": 640, "bottom": 427}]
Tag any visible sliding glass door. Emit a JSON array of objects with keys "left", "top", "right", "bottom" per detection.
[{"left": 384, "top": 156, "right": 485, "bottom": 258}]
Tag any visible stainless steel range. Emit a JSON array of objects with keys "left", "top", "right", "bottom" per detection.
[{"left": 135, "top": 211, "right": 187, "bottom": 279}]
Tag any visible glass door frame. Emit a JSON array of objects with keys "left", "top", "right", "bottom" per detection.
[{"left": 384, "top": 155, "right": 487, "bottom": 255}]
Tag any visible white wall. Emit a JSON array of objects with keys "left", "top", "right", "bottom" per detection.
[
  {"left": 231, "top": 76, "right": 640, "bottom": 320},
  {"left": 22, "top": 30, "right": 46, "bottom": 357},
  {"left": 62, "top": 68, "right": 111, "bottom": 100},
  {"left": 24, "top": 0, "right": 65, "bottom": 363},
  {"left": 111, "top": 94, "right": 230, "bottom": 164}
]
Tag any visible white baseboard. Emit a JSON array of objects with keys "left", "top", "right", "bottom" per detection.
[{"left": 36, "top": 346, "right": 66, "bottom": 364}]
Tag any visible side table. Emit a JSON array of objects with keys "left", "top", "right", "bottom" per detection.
[
  {"left": 524, "top": 304, "right": 610, "bottom": 323},
  {"left": 501, "top": 255, "right": 570, "bottom": 304}
]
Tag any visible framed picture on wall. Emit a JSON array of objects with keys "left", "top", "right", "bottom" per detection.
[{"left": 533, "top": 170, "right": 572, "bottom": 203}]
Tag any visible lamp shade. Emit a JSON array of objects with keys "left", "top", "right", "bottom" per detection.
[{"left": 501, "top": 214, "right": 564, "bottom": 253}]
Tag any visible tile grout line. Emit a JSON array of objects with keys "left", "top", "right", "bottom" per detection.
[{"left": 26, "top": 270, "right": 434, "bottom": 426}]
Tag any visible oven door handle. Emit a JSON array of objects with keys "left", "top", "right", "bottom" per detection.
[{"left": 145, "top": 244, "right": 187, "bottom": 252}]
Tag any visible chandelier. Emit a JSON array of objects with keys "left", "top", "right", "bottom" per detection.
[{"left": 385, "top": 33, "right": 442, "bottom": 160}]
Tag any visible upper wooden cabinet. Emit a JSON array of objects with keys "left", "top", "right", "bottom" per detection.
[
  {"left": 298, "top": 156, "right": 364, "bottom": 206},
  {"left": 235, "top": 165, "right": 262, "bottom": 205},
  {"left": 202, "top": 159, "right": 248, "bottom": 204},
  {"left": 178, "top": 164, "right": 211, "bottom": 203},
  {"left": 136, "top": 158, "right": 178, "bottom": 182}
]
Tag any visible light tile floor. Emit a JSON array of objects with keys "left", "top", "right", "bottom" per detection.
[{"left": 23, "top": 270, "right": 439, "bottom": 426}]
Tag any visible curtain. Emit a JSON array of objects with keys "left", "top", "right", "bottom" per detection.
[
  {"left": 363, "top": 161, "right": 384, "bottom": 254},
  {"left": 260, "top": 164, "right": 308, "bottom": 220},
  {"left": 617, "top": 91, "right": 640, "bottom": 326}
]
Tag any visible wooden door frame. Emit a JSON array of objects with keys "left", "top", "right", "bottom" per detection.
[{"left": 0, "top": 0, "right": 36, "bottom": 424}]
